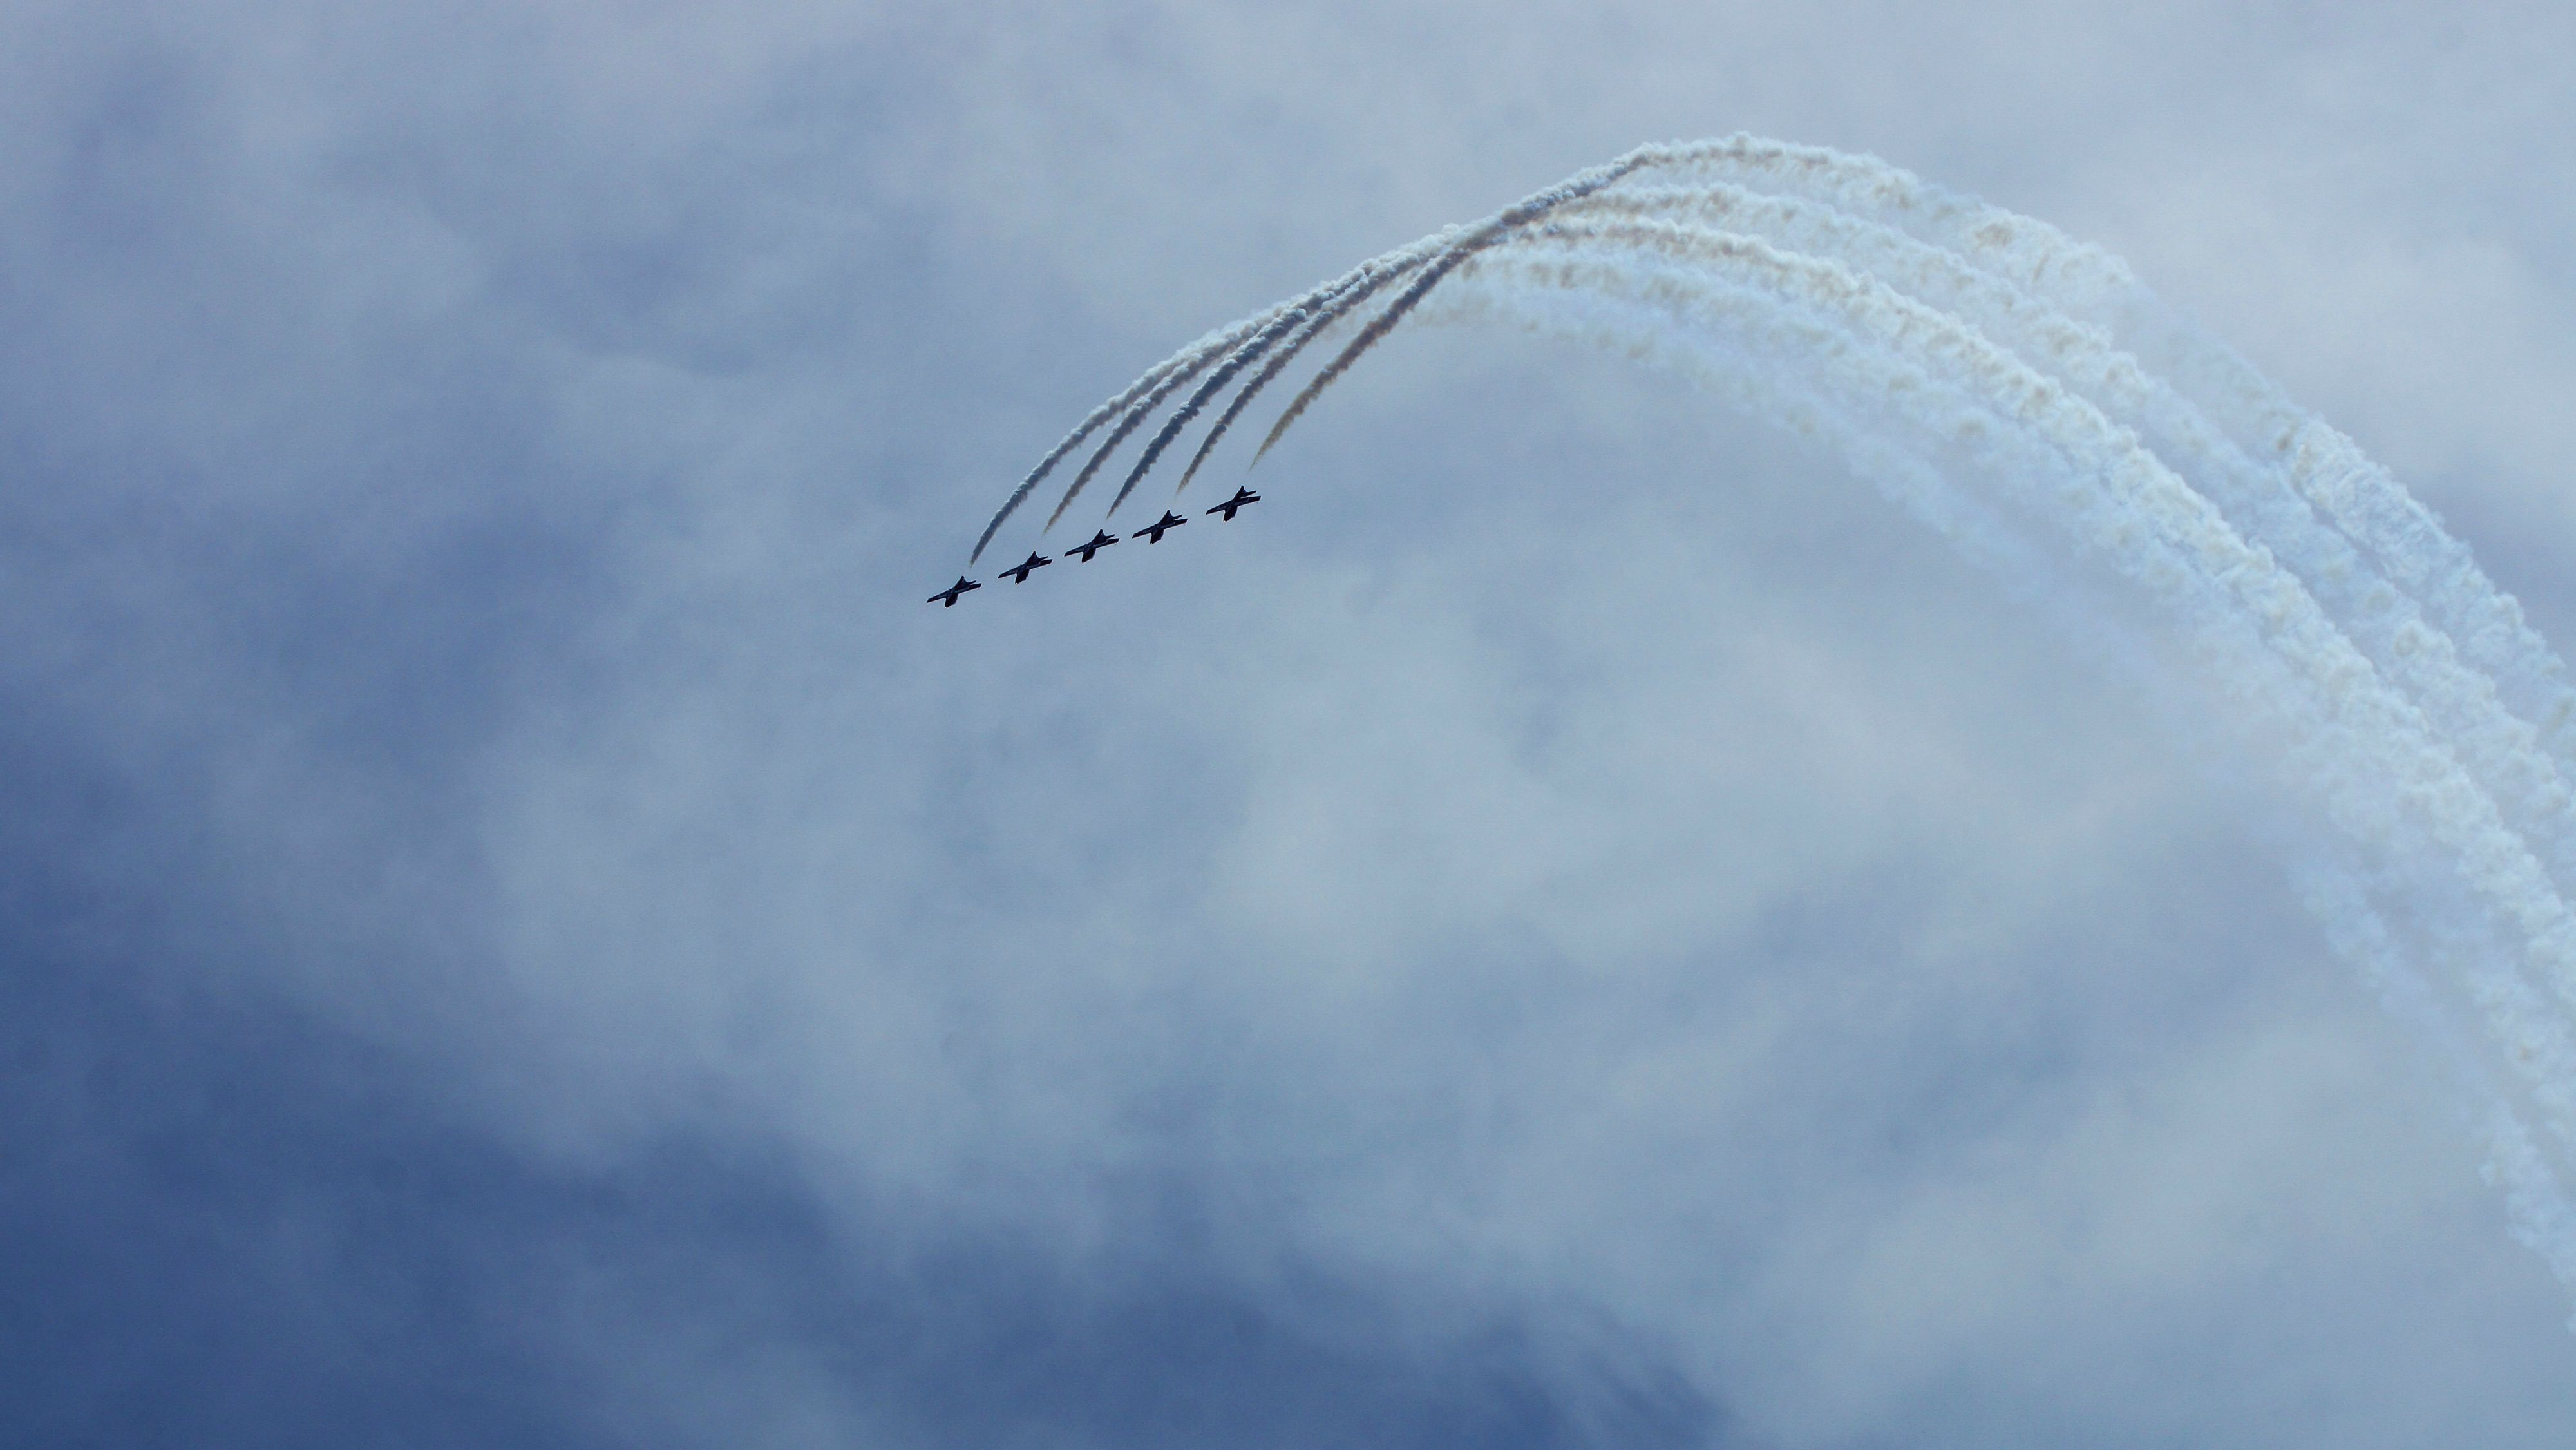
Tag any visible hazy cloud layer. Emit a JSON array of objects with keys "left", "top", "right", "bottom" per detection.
[{"left": 7, "top": 3, "right": 2576, "bottom": 1445}]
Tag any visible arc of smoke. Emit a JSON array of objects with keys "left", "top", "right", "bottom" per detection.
[
  {"left": 1526, "top": 206, "right": 2576, "bottom": 895},
  {"left": 1031, "top": 246, "right": 1441, "bottom": 539},
  {"left": 1248, "top": 153, "right": 1662, "bottom": 470},
  {"left": 1229, "top": 139, "right": 1852, "bottom": 476},
  {"left": 1108, "top": 254, "right": 1428, "bottom": 519},
  {"left": 1434, "top": 246, "right": 2177, "bottom": 701},
  {"left": 984, "top": 137, "right": 1973, "bottom": 550},
  {"left": 981, "top": 131, "right": 2576, "bottom": 1306},
  {"left": 1247, "top": 243, "right": 1483, "bottom": 469},
  {"left": 2286, "top": 399, "right": 2576, "bottom": 758},
  {"left": 1637, "top": 138, "right": 2576, "bottom": 778},
  {"left": 1106, "top": 309, "right": 1316, "bottom": 520},
  {"left": 1457, "top": 237, "right": 2576, "bottom": 1147},
  {"left": 974, "top": 314, "right": 1271, "bottom": 563},
  {"left": 1173, "top": 251, "right": 1435, "bottom": 497},
  {"left": 1043, "top": 319, "right": 1273, "bottom": 532},
  {"left": 972, "top": 356, "right": 1184, "bottom": 564},
  {"left": 1439, "top": 251, "right": 2576, "bottom": 1274},
  {"left": 1490, "top": 230, "right": 2576, "bottom": 1035},
  {"left": 997, "top": 182, "right": 2576, "bottom": 1069},
  {"left": 2291, "top": 856, "right": 2576, "bottom": 1294},
  {"left": 1601, "top": 133, "right": 2144, "bottom": 319},
  {"left": 997, "top": 142, "right": 1733, "bottom": 533}
]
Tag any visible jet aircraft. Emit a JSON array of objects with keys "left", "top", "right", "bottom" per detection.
[
  {"left": 928, "top": 576, "right": 981, "bottom": 607},
  {"left": 1069, "top": 529, "right": 1119, "bottom": 562},
  {"left": 1001, "top": 551, "right": 1053, "bottom": 584},
  {"left": 1138, "top": 510, "right": 1188, "bottom": 543},
  {"left": 1207, "top": 486, "right": 1261, "bottom": 521}
]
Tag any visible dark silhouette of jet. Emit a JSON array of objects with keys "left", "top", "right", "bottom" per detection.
[
  {"left": 927, "top": 576, "right": 980, "bottom": 607},
  {"left": 1207, "top": 486, "right": 1261, "bottom": 521},
  {"left": 1138, "top": 510, "right": 1188, "bottom": 543},
  {"left": 1068, "top": 529, "right": 1119, "bottom": 562},
  {"left": 1000, "top": 551, "right": 1053, "bottom": 584}
]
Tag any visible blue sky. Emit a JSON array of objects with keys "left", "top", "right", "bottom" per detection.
[{"left": 8, "top": 3, "right": 2576, "bottom": 1445}]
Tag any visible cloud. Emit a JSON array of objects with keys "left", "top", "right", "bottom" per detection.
[{"left": 8, "top": 2, "right": 2576, "bottom": 1445}]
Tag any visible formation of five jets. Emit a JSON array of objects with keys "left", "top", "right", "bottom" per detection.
[{"left": 927, "top": 485, "right": 1262, "bottom": 607}]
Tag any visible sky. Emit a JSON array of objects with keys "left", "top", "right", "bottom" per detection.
[{"left": 6, "top": 2, "right": 2576, "bottom": 1445}]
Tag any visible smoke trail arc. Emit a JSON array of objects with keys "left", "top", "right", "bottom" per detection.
[
  {"left": 1042, "top": 320, "right": 1269, "bottom": 533},
  {"left": 1455, "top": 236, "right": 2576, "bottom": 1141},
  {"left": 973, "top": 319, "right": 1258, "bottom": 563},
  {"left": 976, "top": 136, "right": 2576, "bottom": 1313},
  {"left": 1612, "top": 137, "right": 2576, "bottom": 777},
  {"left": 1249, "top": 153, "right": 1658, "bottom": 469},
  {"left": 1023, "top": 245, "right": 1442, "bottom": 536},
  {"left": 1175, "top": 252, "right": 1435, "bottom": 497},
  {"left": 1522, "top": 207, "right": 2576, "bottom": 897},
  {"left": 1110, "top": 259, "right": 1422, "bottom": 518}
]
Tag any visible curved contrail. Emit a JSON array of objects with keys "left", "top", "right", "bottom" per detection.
[
  {"left": 1041, "top": 324, "right": 1253, "bottom": 532},
  {"left": 1173, "top": 251, "right": 1434, "bottom": 498},
  {"left": 1524, "top": 207, "right": 2576, "bottom": 893},
  {"left": 980, "top": 138, "right": 2576, "bottom": 1303},
  {"left": 1461, "top": 234, "right": 2576, "bottom": 1129},
  {"left": 1631, "top": 137, "right": 2576, "bottom": 774},
  {"left": 1450, "top": 236, "right": 2576, "bottom": 1283},
  {"left": 1105, "top": 260, "right": 1414, "bottom": 519},
  {"left": 1249, "top": 153, "right": 1660, "bottom": 468},
  {"left": 973, "top": 316, "right": 1264, "bottom": 563}
]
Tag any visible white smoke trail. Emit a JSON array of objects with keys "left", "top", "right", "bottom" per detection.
[
  {"left": 1443, "top": 236, "right": 2576, "bottom": 1277},
  {"left": 1455, "top": 238, "right": 2576, "bottom": 1124},
  {"left": 1520, "top": 191, "right": 2576, "bottom": 1107},
  {"left": 1511, "top": 190, "right": 2576, "bottom": 1091},
  {"left": 983, "top": 137, "right": 2576, "bottom": 1306},
  {"left": 1430, "top": 256, "right": 2186, "bottom": 770},
  {"left": 2289, "top": 855, "right": 2576, "bottom": 1304},
  {"left": 1531, "top": 207, "right": 2576, "bottom": 913},
  {"left": 1017, "top": 244, "right": 1447, "bottom": 539},
  {"left": 1044, "top": 319, "right": 1265, "bottom": 532},
  {"left": 1251, "top": 151, "right": 1666, "bottom": 468},
  {"left": 1616, "top": 137, "right": 2576, "bottom": 770},
  {"left": 1174, "top": 251, "right": 1432, "bottom": 497},
  {"left": 974, "top": 314, "right": 1266, "bottom": 562},
  {"left": 1113, "top": 257, "right": 1428, "bottom": 518}
]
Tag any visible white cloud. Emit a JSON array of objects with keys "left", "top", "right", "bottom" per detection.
[{"left": 14, "top": 1, "right": 2576, "bottom": 1443}]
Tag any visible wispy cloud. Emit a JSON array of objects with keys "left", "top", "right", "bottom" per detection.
[{"left": 12, "top": 3, "right": 2576, "bottom": 1447}]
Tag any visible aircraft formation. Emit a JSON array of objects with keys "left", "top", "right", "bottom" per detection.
[
  {"left": 940, "top": 150, "right": 1678, "bottom": 609},
  {"left": 926, "top": 486, "right": 1259, "bottom": 606},
  {"left": 945, "top": 142, "right": 1903, "bottom": 611}
]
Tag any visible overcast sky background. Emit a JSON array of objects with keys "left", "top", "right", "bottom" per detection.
[{"left": 8, "top": 3, "right": 2576, "bottom": 1446}]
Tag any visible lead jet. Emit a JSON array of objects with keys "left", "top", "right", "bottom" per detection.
[
  {"left": 1068, "top": 529, "right": 1119, "bottom": 562},
  {"left": 1137, "top": 510, "right": 1188, "bottom": 544},
  {"left": 1000, "top": 551, "right": 1053, "bottom": 584},
  {"left": 1206, "top": 486, "right": 1261, "bottom": 522},
  {"left": 927, "top": 576, "right": 981, "bottom": 607}
]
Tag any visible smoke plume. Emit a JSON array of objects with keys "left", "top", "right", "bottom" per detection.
[{"left": 974, "top": 135, "right": 2576, "bottom": 1317}]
